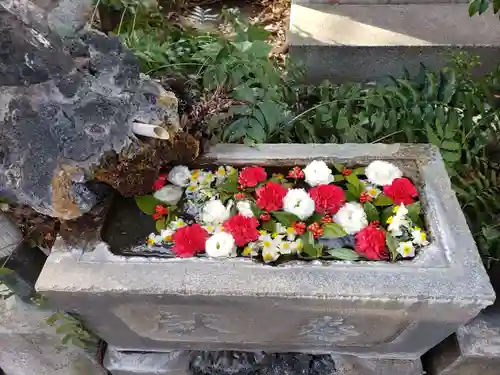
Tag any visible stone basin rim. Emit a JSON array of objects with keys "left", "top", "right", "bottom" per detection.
[{"left": 36, "top": 143, "right": 495, "bottom": 306}]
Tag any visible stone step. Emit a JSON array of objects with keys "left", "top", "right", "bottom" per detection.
[
  {"left": 103, "top": 347, "right": 423, "bottom": 375},
  {"left": 423, "top": 308, "right": 500, "bottom": 375},
  {"left": 288, "top": 3, "right": 500, "bottom": 83}
]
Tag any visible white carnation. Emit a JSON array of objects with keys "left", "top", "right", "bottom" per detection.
[
  {"left": 205, "top": 232, "right": 237, "bottom": 258},
  {"left": 201, "top": 199, "right": 231, "bottom": 224},
  {"left": 168, "top": 165, "right": 191, "bottom": 187},
  {"left": 236, "top": 200, "right": 254, "bottom": 218},
  {"left": 333, "top": 202, "right": 368, "bottom": 234},
  {"left": 303, "top": 160, "right": 334, "bottom": 187},
  {"left": 365, "top": 160, "right": 402, "bottom": 186},
  {"left": 153, "top": 185, "right": 183, "bottom": 205},
  {"left": 283, "top": 189, "right": 315, "bottom": 220}
]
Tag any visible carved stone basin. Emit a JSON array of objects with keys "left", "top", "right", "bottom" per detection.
[{"left": 35, "top": 144, "right": 495, "bottom": 359}]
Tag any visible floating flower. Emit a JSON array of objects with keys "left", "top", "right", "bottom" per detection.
[
  {"left": 153, "top": 173, "right": 168, "bottom": 191},
  {"left": 260, "top": 212, "right": 271, "bottom": 221},
  {"left": 333, "top": 202, "right": 368, "bottom": 234},
  {"left": 354, "top": 225, "right": 389, "bottom": 260},
  {"left": 287, "top": 167, "right": 305, "bottom": 179},
  {"left": 223, "top": 214, "right": 260, "bottom": 247},
  {"left": 291, "top": 238, "right": 304, "bottom": 253},
  {"left": 303, "top": 160, "right": 334, "bottom": 187},
  {"left": 205, "top": 232, "right": 237, "bottom": 258},
  {"left": 259, "top": 232, "right": 281, "bottom": 262},
  {"left": 309, "top": 184, "right": 346, "bottom": 214},
  {"left": 169, "top": 218, "right": 186, "bottom": 230},
  {"left": 365, "top": 160, "right": 402, "bottom": 186},
  {"left": 278, "top": 241, "right": 294, "bottom": 255},
  {"left": 201, "top": 200, "right": 231, "bottom": 224},
  {"left": 387, "top": 204, "right": 410, "bottom": 236},
  {"left": 238, "top": 166, "right": 267, "bottom": 188},
  {"left": 411, "top": 226, "right": 429, "bottom": 246},
  {"left": 308, "top": 222, "right": 324, "bottom": 239},
  {"left": 147, "top": 233, "right": 162, "bottom": 247},
  {"left": 342, "top": 168, "right": 353, "bottom": 176},
  {"left": 276, "top": 223, "right": 297, "bottom": 241},
  {"left": 292, "top": 221, "right": 307, "bottom": 235},
  {"left": 172, "top": 224, "right": 208, "bottom": 257},
  {"left": 363, "top": 183, "right": 381, "bottom": 199},
  {"left": 397, "top": 241, "right": 415, "bottom": 258},
  {"left": 256, "top": 181, "right": 288, "bottom": 212},
  {"left": 160, "top": 229, "right": 174, "bottom": 242},
  {"left": 168, "top": 165, "right": 191, "bottom": 187},
  {"left": 242, "top": 242, "right": 259, "bottom": 257},
  {"left": 359, "top": 192, "right": 373, "bottom": 203},
  {"left": 153, "top": 185, "right": 183, "bottom": 205},
  {"left": 383, "top": 178, "right": 418, "bottom": 205},
  {"left": 236, "top": 200, "right": 254, "bottom": 218},
  {"left": 262, "top": 247, "right": 280, "bottom": 263},
  {"left": 283, "top": 188, "right": 315, "bottom": 220}
]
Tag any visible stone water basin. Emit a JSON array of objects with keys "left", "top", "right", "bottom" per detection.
[{"left": 35, "top": 144, "right": 495, "bottom": 359}]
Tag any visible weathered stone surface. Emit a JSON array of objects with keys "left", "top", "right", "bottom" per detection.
[
  {"left": 423, "top": 308, "right": 500, "bottom": 375},
  {"left": 104, "top": 347, "right": 422, "bottom": 375},
  {"left": 0, "top": 296, "right": 107, "bottom": 375},
  {"left": 0, "top": 213, "right": 22, "bottom": 258},
  {"left": 104, "top": 347, "right": 192, "bottom": 375},
  {"left": 36, "top": 144, "right": 495, "bottom": 357},
  {"left": 0, "top": 2, "right": 194, "bottom": 219},
  {"left": 289, "top": 3, "right": 500, "bottom": 83},
  {"left": 0, "top": 242, "right": 46, "bottom": 301}
]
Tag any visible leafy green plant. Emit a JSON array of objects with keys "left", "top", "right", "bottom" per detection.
[
  {"left": 468, "top": 0, "right": 500, "bottom": 16},
  {"left": 45, "top": 311, "right": 99, "bottom": 348}
]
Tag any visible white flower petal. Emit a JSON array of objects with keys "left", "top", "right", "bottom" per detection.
[
  {"left": 236, "top": 200, "right": 254, "bottom": 218},
  {"left": 168, "top": 165, "right": 191, "bottom": 187},
  {"left": 333, "top": 202, "right": 368, "bottom": 234},
  {"left": 283, "top": 188, "right": 315, "bottom": 220},
  {"left": 303, "top": 160, "right": 334, "bottom": 187},
  {"left": 205, "top": 232, "right": 237, "bottom": 258},
  {"left": 397, "top": 241, "right": 415, "bottom": 258},
  {"left": 153, "top": 185, "right": 183, "bottom": 205},
  {"left": 201, "top": 200, "right": 231, "bottom": 224},
  {"left": 365, "top": 160, "right": 402, "bottom": 186}
]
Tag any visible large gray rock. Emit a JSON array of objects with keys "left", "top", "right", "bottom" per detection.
[
  {"left": 0, "top": 296, "right": 107, "bottom": 375},
  {"left": 0, "top": 2, "right": 181, "bottom": 219},
  {"left": 1, "top": 0, "right": 93, "bottom": 36},
  {"left": 35, "top": 144, "right": 495, "bottom": 358}
]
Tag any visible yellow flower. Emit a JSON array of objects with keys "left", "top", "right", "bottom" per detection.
[
  {"left": 393, "top": 205, "right": 400, "bottom": 213},
  {"left": 147, "top": 238, "right": 155, "bottom": 246},
  {"left": 187, "top": 184, "right": 198, "bottom": 192},
  {"left": 191, "top": 169, "right": 200, "bottom": 179},
  {"left": 386, "top": 216, "right": 393, "bottom": 224},
  {"left": 216, "top": 166, "right": 226, "bottom": 177},
  {"left": 272, "top": 232, "right": 280, "bottom": 239},
  {"left": 259, "top": 230, "right": 268, "bottom": 236}
]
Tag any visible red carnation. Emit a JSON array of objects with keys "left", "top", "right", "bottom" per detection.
[
  {"left": 383, "top": 178, "right": 418, "bottom": 205},
  {"left": 354, "top": 225, "right": 389, "bottom": 260},
  {"left": 172, "top": 224, "right": 208, "bottom": 258},
  {"left": 309, "top": 184, "right": 346, "bottom": 214},
  {"left": 238, "top": 166, "right": 267, "bottom": 188},
  {"left": 223, "top": 214, "right": 260, "bottom": 247},
  {"left": 256, "top": 181, "right": 288, "bottom": 212},
  {"left": 153, "top": 173, "right": 168, "bottom": 191}
]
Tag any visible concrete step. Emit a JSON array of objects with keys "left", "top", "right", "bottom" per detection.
[{"left": 288, "top": 3, "right": 500, "bottom": 83}]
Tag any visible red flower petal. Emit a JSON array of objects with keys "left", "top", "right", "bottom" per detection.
[
  {"left": 383, "top": 178, "right": 418, "bottom": 205},
  {"left": 354, "top": 226, "right": 389, "bottom": 260},
  {"left": 172, "top": 224, "right": 208, "bottom": 257},
  {"left": 238, "top": 166, "right": 267, "bottom": 188},
  {"left": 309, "top": 184, "right": 346, "bottom": 214},
  {"left": 256, "top": 181, "right": 288, "bottom": 212}
]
